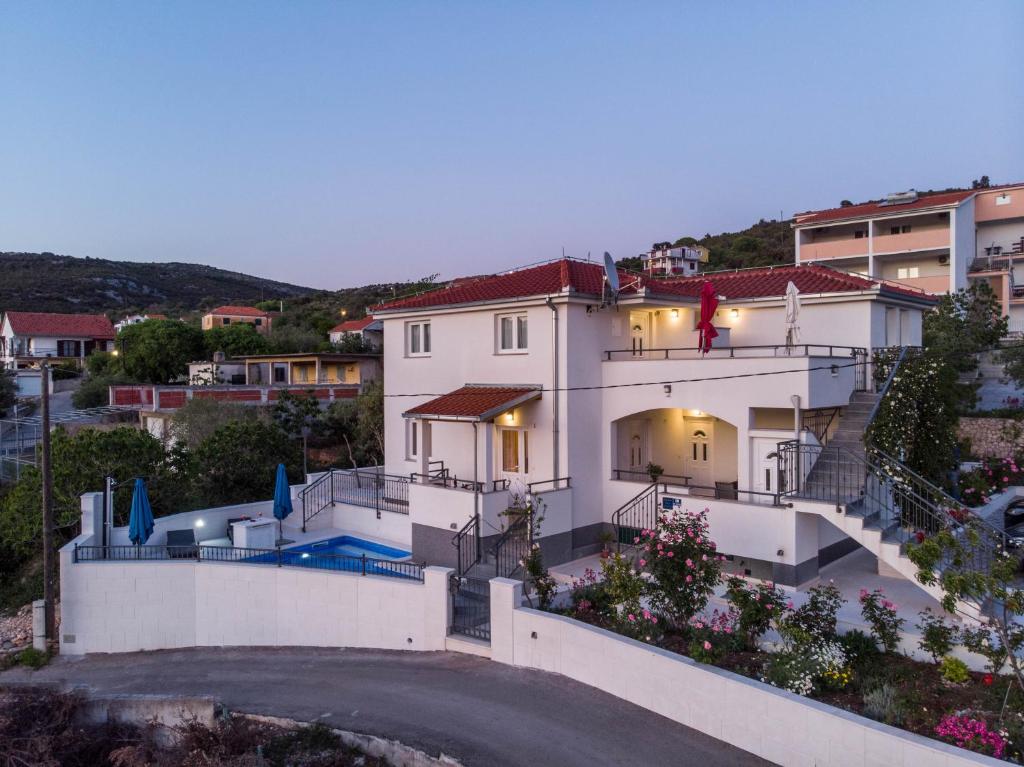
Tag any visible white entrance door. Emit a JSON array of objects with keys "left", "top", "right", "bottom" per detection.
[
  {"left": 751, "top": 437, "right": 783, "bottom": 504},
  {"left": 498, "top": 427, "right": 529, "bottom": 491},
  {"left": 629, "top": 311, "right": 651, "bottom": 358},
  {"left": 685, "top": 420, "right": 713, "bottom": 487},
  {"left": 624, "top": 419, "right": 649, "bottom": 479}
]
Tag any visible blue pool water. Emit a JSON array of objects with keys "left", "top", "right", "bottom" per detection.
[
  {"left": 289, "top": 535, "right": 410, "bottom": 561},
  {"left": 242, "top": 535, "right": 418, "bottom": 579}
]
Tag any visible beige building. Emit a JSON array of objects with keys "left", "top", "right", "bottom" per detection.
[{"left": 200, "top": 305, "right": 272, "bottom": 334}]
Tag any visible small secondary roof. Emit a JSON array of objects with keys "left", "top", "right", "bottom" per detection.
[
  {"left": 331, "top": 317, "right": 378, "bottom": 333},
  {"left": 2, "top": 311, "right": 115, "bottom": 339},
  {"left": 403, "top": 385, "right": 542, "bottom": 422}
]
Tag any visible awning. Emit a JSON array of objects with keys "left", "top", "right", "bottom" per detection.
[{"left": 403, "top": 385, "right": 542, "bottom": 422}]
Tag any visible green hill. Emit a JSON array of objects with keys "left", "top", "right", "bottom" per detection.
[{"left": 0, "top": 252, "right": 317, "bottom": 315}]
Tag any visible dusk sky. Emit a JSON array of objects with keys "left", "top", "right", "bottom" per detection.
[{"left": 2, "top": 1, "right": 1022, "bottom": 289}]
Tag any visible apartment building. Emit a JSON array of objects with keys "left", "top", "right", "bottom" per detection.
[
  {"left": 371, "top": 257, "right": 934, "bottom": 587},
  {"left": 793, "top": 183, "right": 1024, "bottom": 330}
]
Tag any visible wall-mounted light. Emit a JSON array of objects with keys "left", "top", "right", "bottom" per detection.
[
  {"left": 830, "top": 364, "right": 839, "bottom": 378},
  {"left": 194, "top": 519, "right": 205, "bottom": 528},
  {"left": 671, "top": 308, "right": 679, "bottom": 319},
  {"left": 663, "top": 384, "right": 672, "bottom": 396},
  {"left": 730, "top": 308, "right": 739, "bottom": 319},
  {"left": 505, "top": 411, "right": 515, "bottom": 424},
  {"left": 693, "top": 409, "right": 703, "bottom": 416}
]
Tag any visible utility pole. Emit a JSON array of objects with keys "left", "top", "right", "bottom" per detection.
[{"left": 40, "top": 363, "right": 55, "bottom": 645}]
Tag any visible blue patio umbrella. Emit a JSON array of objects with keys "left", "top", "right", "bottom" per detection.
[
  {"left": 273, "top": 463, "right": 293, "bottom": 544},
  {"left": 128, "top": 478, "right": 155, "bottom": 547}
]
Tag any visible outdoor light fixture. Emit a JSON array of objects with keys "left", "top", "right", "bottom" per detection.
[
  {"left": 301, "top": 553, "right": 310, "bottom": 559},
  {"left": 693, "top": 409, "right": 703, "bottom": 416},
  {"left": 730, "top": 308, "right": 739, "bottom": 319},
  {"left": 671, "top": 308, "right": 679, "bottom": 319},
  {"left": 506, "top": 411, "right": 515, "bottom": 424},
  {"left": 194, "top": 519, "right": 205, "bottom": 528},
  {"left": 830, "top": 364, "right": 839, "bottom": 378},
  {"left": 663, "top": 384, "right": 672, "bottom": 396}
]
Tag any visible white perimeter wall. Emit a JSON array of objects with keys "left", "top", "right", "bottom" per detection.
[
  {"left": 489, "top": 579, "right": 1002, "bottom": 767},
  {"left": 58, "top": 549, "right": 450, "bottom": 655}
]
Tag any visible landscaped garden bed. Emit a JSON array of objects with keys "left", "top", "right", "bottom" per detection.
[{"left": 545, "top": 508, "right": 1024, "bottom": 763}]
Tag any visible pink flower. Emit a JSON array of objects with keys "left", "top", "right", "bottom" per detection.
[
  {"left": 703, "top": 641, "right": 712, "bottom": 651},
  {"left": 685, "top": 558, "right": 694, "bottom": 567},
  {"left": 639, "top": 559, "right": 646, "bottom": 566},
  {"left": 685, "top": 575, "right": 693, "bottom": 583},
  {"left": 643, "top": 609, "right": 651, "bottom": 620},
  {"left": 667, "top": 551, "right": 674, "bottom": 558},
  {"left": 701, "top": 554, "right": 708, "bottom": 561},
  {"left": 651, "top": 616, "right": 658, "bottom": 624},
  {"left": 628, "top": 613, "right": 636, "bottom": 622},
  {"left": 786, "top": 601, "right": 794, "bottom": 610}
]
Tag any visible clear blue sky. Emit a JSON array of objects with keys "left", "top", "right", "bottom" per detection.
[{"left": 2, "top": 1, "right": 1022, "bottom": 288}]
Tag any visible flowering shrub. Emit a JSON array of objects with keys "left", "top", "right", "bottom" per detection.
[
  {"left": 598, "top": 553, "right": 660, "bottom": 641},
  {"left": 859, "top": 588, "right": 905, "bottom": 653},
  {"left": 935, "top": 715, "right": 1007, "bottom": 759},
  {"left": 636, "top": 509, "right": 722, "bottom": 627},
  {"left": 779, "top": 582, "right": 845, "bottom": 646},
  {"left": 687, "top": 609, "right": 738, "bottom": 664},
  {"left": 959, "top": 455, "right": 1024, "bottom": 507},
  {"left": 916, "top": 609, "right": 961, "bottom": 663},
  {"left": 724, "top": 576, "right": 789, "bottom": 650},
  {"left": 761, "top": 640, "right": 850, "bottom": 696},
  {"left": 939, "top": 656, "right": 970, "bottom": 685},
  {"left": 569, "top": 567, "right": 610, "bottom": 619}
]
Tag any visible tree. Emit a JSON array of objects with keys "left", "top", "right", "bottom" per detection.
[
  {"left": 72, "top": 372, "right": 133, "bottom": 409},
  {"left": 331, "top": 334, "right": 375, "bottom": 354},
  {"left": 923, "top": 283, "right": 1007, "bottom": 375},
  {"left": 355, "top": 381, "right": 385, "bottom": 462},
  {"left": 321, "top": 381, "right": 385, "bottom": 468},
  {"left": 0, "top": 368, "right": 15, "bottom": 418},
  {"left": 613, "top": 256, "right": 643, "bottom": 272},
  {"left": 272, "top": 390, "right": 322, "bottom": 438},
  {"left": 0, "top": 426, "right": 179, "bottom": 559},
  {"left": 118, "top": 320, "right": 206, "bottom": 384},
  {"left": 203, "top": 323, "right": 270, "bottom": 358},
  {"left": 191, "top": 420, "right": 303, "bottom": 508},
  {"left": 972, "top": 176, "right": 992, "bottom": 189},
  {"left": 169, "top": 398, "right": 261, "bottom": 449},
  {"left": 265, "top": 325, "right": 330, "bottom": 354}
]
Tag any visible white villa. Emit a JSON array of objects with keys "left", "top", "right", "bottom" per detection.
[{"left": 369, "top": 257, "right": 934, "bottom": 587}]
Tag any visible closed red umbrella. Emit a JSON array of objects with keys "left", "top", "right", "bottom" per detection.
[{"left": 697, "top": 281, "right": 719, "bottom": 354}]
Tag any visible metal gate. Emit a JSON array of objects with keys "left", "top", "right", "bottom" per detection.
[{"left": 449, "top": 575, "right": 490, "bottom": 642}]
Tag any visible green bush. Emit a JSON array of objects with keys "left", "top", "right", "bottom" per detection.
[
  {"left": 838, "top": 629, "right": 881, "bottom": 667},
  {"left": 916, "top": 609, "right": 960, "bottom": 663},
  {"left": 780, "top": 582, "right": 845, "bottom": 646},
  {"left": 724, "top": 576, "right": 789, "bottom": 650},
  {"left": 939, "top": 655, "right": 970, "bottom": 684},
  {"left": 862, "top": 683, "right": 904, "bottom": 726},
  {"left": 16, "top": 647, "right": 49, "bottom": 669}
]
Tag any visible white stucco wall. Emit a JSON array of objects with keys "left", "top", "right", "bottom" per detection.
[{"left": 489, "top": 579, "right": 1002, "bottom": 767}]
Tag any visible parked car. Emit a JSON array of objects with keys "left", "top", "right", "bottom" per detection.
[{"left": 1006, "top": 499, "right": 1024, "bottom": 572}]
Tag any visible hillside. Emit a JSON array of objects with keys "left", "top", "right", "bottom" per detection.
[{"left": 0, "top": 252, "right": 315, "bottom": 315}]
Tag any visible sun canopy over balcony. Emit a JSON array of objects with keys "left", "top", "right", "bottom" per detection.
[{"left": 402, "top": 385, "right": 542, "bottom": 422}]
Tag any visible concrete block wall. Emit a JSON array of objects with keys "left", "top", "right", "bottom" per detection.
[{"left": 489, "top": 583, "right": 1003, "bottom": 767}]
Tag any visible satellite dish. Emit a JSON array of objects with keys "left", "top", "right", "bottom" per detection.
[{"left": 603, "top": 252, "right": 620, "bottom": 298}]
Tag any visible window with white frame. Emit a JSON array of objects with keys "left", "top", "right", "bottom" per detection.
[
  {"left": 896, "top": 266, "right": 920, "bottom": 279},
  {"left": 406, "top": 420, "right": 419, "bottom": 459},
  {"left": 497, "top": 313, "right": 528, "bottom": 353},
  {"left": 406, "top": 320, "right": 431, "bottom": 356}
]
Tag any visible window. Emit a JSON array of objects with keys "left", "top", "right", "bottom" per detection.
[
  {"left": 406, "top": 420, "right": 418, "bottom": 459},
  {"left": 854, "top": 230, "right": 867, "bottom": 239},
  {"left": 407, "top": 321, "right": 431, "bottom": 356},
  {"left": 500, "top": 429, "right": 528, "bottom": 473},
  {"left": 223, "top": 317, "right": 231, "bottom": 325},
  {"left": 254, "top": 318, "right": 262, "bottom": 326},
  {"left": 497, "top": 313, "right": 528, "bottom": 352},
  {"left": 890, "top": 225, "right": 912, "bottom": 235},
  {"left": 897, "top": 266, "right": 920, "bottom": 279},
  {"left": 273, "top": 365, "right": 286, "bottom": 383}
]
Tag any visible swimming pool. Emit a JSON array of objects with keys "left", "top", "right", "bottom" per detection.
[{"left": 243, "top": 535, "right": 419, "bottom": 579}]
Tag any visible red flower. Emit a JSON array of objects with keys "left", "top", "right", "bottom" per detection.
[
  {"left": 983, "top": 673, "right": 994, "bottom": 686},
  {"left": 914, "top": 531, "right": 926, "bottom": 544}
]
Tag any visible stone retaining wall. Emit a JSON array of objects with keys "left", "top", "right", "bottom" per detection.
[{"left": 958, "top": 417, "right": 1024, "bottom": 459}]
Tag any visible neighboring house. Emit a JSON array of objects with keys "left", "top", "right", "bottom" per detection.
[
  {"left": 200, "top": 305, "right": 272, "bottom": 334},
  {"left": 114, "top": 313, "right": 167, "bottom": 332},
  {"left": 793, "top": 182, "right": 1024, "bottom": 331},
  {"left": 641, "top": 243, "right": 709, "bottom": 277},
  {"left": 0, "top": 311, "right": 115, "bottom": 370},
  {"left": 329, "top": 316, "right": 383, "bottom": 349},
  {"left": 371, "top": 257, "right": 934, "bottom": 586},
  {"left": 239, "top": 352, "right": 381, "bottom": 388}
]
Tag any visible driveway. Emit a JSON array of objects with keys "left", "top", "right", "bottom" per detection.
[{"left": 2, "top": 647, "right": 770, "bottom": 767}]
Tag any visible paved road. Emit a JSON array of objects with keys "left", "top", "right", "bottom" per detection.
[{"left": 2, "top": 647, "right": 770, "bottom": 767}]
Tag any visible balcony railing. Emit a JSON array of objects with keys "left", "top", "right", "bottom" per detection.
[
  {"left": 603, "top": 344, "right": 865, "bottom": 362},
  {"left": 409, "top": 473, "right": 510, "bottom": 493},
  {"left": 801, "top": 239, "right": 869, "bottom": 261},
  {"left": 872, "top": 227, "right": 949, "bottom": 254}
]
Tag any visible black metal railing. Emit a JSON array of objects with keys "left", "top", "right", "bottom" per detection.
[
  {"left": 332, "top": 469, "right": 410, "bottom": 515},
  {"left": 72, "top": 543, "right": 425, "bottom": 581},
  {"left": 492, "top": 515, "right": 531, "bottom": 578},
  {"left": 526, "top": 477, "right": 572, "bottom": 493},
  {"left": 452, "top": 514, "right": 481, "bottom": 577},
  {"left": 300, "top": 471, "right": 334, "bottom": 530},
  {"left": 612, "top": 483, "right": 659, "bottom": 549},
  {"left": 603, "top": 344, "right": 866, "bottom": 362},
  {"left": 449, "top": 574, "right": 491, "bottom": 641},
  {"left": 801, "top": 407, "right": 841, "bottom": 446},
  {"left": 613, "top": 468, "right": 691, "bottom": 485},
  {"left": 853, "top": 348, "right": 869, "bottom": 392},
  {"left": 410, "top": 473, "right": 509, "bottom": 493}
]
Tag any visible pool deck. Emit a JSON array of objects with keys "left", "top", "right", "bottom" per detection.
[{"left": 276, "top": 523, "right": 413, "bottom": 560}]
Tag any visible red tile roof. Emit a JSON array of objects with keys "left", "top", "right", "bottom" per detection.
[
  {"left": 403, "top": 386, "right": 542, "bottom": 421},
  {"left": 331, "top": 317, "right": 376, "bottom": 333},
  {"left": 374, "top": 260, "right": 639, "bottom": 312},
  {"left": 206, "top": 305, "right": 268, "bottom": 317},
  {"left": 374, "top": 259, "right": 932, "bottom": 311},
  {"left": 3, "top": 311, "right": 115, "bottom": 339},
  {"left": 793, "top": 190, "right": 975, "bottom": 227}
]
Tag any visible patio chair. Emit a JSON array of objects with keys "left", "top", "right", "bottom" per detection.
[
  {"left": 166, "top": 529, "right": 198, "bottom": 559},
  {"left": 715, "top": 481, "right": 738, "bottom": 501}
]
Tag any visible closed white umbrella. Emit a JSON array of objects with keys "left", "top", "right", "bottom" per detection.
[{"left": 785, "top": 281, "right": 801, "bottom": 349}]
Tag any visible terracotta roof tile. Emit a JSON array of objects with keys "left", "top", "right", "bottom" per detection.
[
  {"left": 403, "top": 386, "right": 541, "bottom": 421},
  {"left": 331, "top": 317, "right": 376, "bottom": 333},
  {"left": 3, "top": 311, "right": 115, "bottom": 339},
  {"left": 793, "top": 190, "right": 974, "bottom": 226},
  {"left": 207, "top": 305, "right": 268, "bottom": 317}
]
